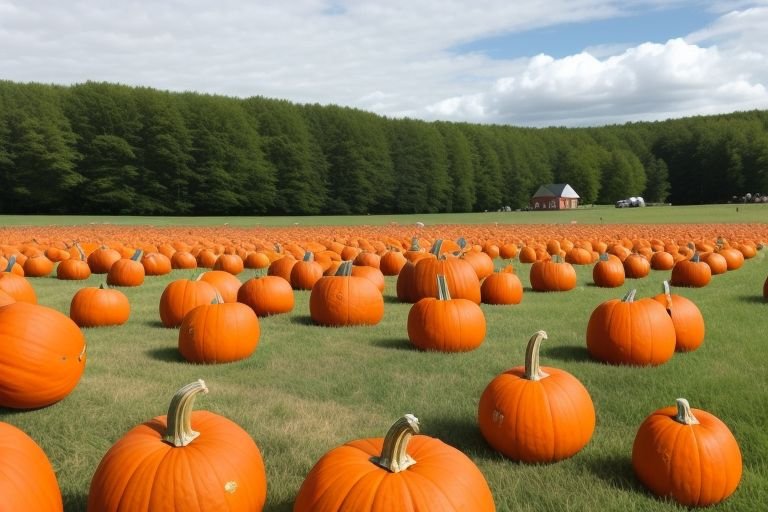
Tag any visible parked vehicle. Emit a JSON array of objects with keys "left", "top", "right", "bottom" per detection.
[{"left": 616, "top": 197, "right": 645, "bottom": 208}]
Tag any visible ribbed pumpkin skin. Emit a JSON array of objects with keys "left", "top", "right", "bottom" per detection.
[
  {"left": 310, "top": 275, "right": 384, "bottom": 326},
  {"left": 379, "top": 250, "right": 407, "bottom": 276},
  {"left": 159, "top": 279, "right": 219, "bottom": 328},
  {"left": 213, "top": 253, "right": 244, "bottom": 275},
  {"left": 670, "top": 258, "right": 711, "bottom": 287},
  {"left": 0, "top": 302, "right": 86, "bottom": 409},
  {"left": 586, "top": 296, "right": 676, "bottom": 366},
  {"left": 0, "top": 289, "right": 15, "bottom": 306},
  {"left": 70, "top": 286, "right": 131, "bottom": 327},
  {"left": 23, "top": 255, "right": 55, "bottom": 277},
  {"left": 87, "top": 411, "right": 267, "bottom": 511},
  {"left": 623, "top": 254, "right": 650, "bottom": 279},
  {"left": 294, "top": 435, "right": 495, "bottom": 511},
  {"left": 701, "top": 252, "right": 728, "bottom": 275},
  {"left": 56, "top": 258, "right": 92, "bottom": 280},
  {"left": 412, "top": 257, "right": 481, "bottom": 304},
  {"left": 462, "top": 251, "right": 495, "bottom": 280},
  {"left": 650, "top": 251, "right": 675, "bottom": 270},
  {"left": 718, "top": 247, "right": 744, "bottom": 270},
  {"left": 592, "top": 255, "right": 625, "bottom": 288},
  {"left": 106, "top": 259, "right": 145, "bottom": 287},
  {"left": 478, "top": 367, "right": 595, "bottom": 462},
  {"left": 0, "top": 272, "right": 37, "bottom": 303},
  {"left": 632, "top": 405, "right": 742, "bottom": 507},
  {"left": 199, "top": 270, "right": 241, "bottom": 303},
  {"left": 170, "top": 250, "right": 198, "bottom": 270},
  {"left": 178, "top": 302, "right": 260, "bottom": 364},
  {"left": 237, "top": 276, "right": 294, "bottom": 316},
  {"left": 0, "top": 421, "right": 63, "bottom": 511},
  {"left": 267, "top": 256, "right": 297, "bottom": 282},
  {"left": 530, "top": 259, "right": 577, "bottom": 291},
  {"left": 87, "top": 247, "right": 121, "bottom": 274},
  {"left": 351, "top": 265, "right": 385, "bottom": 293},
  {"left": 141, "top": 252, "right": 172, "bottom": 276},
  {"left": 480, "top": 270, "right": 523, "bottom": 305},
  {"left": 407, "top": 298, "right": 486, "bottom": 352},
  {"left": 652, "top": 292, "right": 705, "bottom": 352},
  {"left": 290, "top": 260, "right": 324, "bottom": 290}
]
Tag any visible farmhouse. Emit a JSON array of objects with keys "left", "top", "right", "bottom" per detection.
[{"left": 530, "top": 183, "right": 580, "bottom": 210}]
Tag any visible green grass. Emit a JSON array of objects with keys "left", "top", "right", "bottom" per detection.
[
  {"left": 2, "top": 249, "right": 767, "bottom": 511},
  {"left": 1, "top": 202, "right": 767, "bottom": 227}
]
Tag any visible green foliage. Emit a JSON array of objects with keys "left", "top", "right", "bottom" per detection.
[{"left": 2, "top": 79, "right": 768, "bottom": 214}]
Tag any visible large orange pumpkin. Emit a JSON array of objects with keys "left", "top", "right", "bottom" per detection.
[
  {"left": 0, "top": 302, "right": 87, "bottom": 408},
  {"left": 670, "top": 253, "right": 711, "bottom": 288},
  {"left": 632, "top": 398, "right": 742, "bottom": 507},
  {"left": 294, "top": 414, "right": 495, "bottom": 511},
  {"left": 592, "top": 253, "right": 625, "bottom": 288},
  {"left": 237, "top": 276, "right": 294, "bottom": 316},
  {"left": 178, "top": 298, "right": 260, "bottom": 364},
  {"left": 478, "top": 331, "right": 595, "bottom": 462},
  {"left": 0, "top": 421, "right": 63, "bottom": 510},
  {"left": 87, "top": 380, "right": 267, "bottom": 511},
  {"left": 530, "top": 256, "right": 577, "bottom": 292},
  {"left": 106, "top": 249, "right": 145, "bottom": 287},
  {"left": 411, "top": 241, "right": 481, "bottom": 304},
  {"left": 309, "top": 261, "right": 383, "bottom": 326},
  {"left": 159, "top": 276, "right": 219, "bottom": 328},
  {"left": 70, "top": 284, "right": 131, "bottom": 327},
  {"left": 586, "top": 289, "right": 676, "bottom": 366}
]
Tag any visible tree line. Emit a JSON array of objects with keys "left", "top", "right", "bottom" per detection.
[{"left": 1, "top": 80, "right": 767, "bottom": 215}]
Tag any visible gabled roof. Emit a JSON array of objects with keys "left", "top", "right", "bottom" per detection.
[{"left": 532, "top": 183, "right": 580, "bottom": 199}]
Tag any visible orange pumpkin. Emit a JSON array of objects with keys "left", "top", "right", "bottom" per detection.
[
  {"left": 623, "top": 253, "right": 650, "bottom": 279},
  {"left": 213, "top": 253, "right": 244, "bottom": 275},
  {"left": 290, "top": 252, "right": 324, "bottom": 290},
  {"left": 586, "top": 289, "right": 676, "bottom": 366},
  {"left": 0, "top": 421, "right": 63, "bottom": 510},
  {"left": 294, "top": 414, "right": 495, "bottom": 511},
  {"left": 237, "top": 276, "right": 294, "bottom": 316},
  {"left": 0, "top": 268, "right": 37, "bottom": 303},
  {"left": 141, "top": 252, "right": 172, "bottom": 276},
  {"left": 407, "top": 274, "right": 486, "bottom": 352},
  {"left": 480, "top": 265, "right": 523, "bottom": 305},
  {"left": 171, "top": 250, "right": 198, "bottom": 269},
  {"left": 478, "top": 331, "right": 595, "bottom": 462},
  {"left": 70, "top": 284, "right": 131, "bottom": 327},
  {"left": 87, "top": 380, "right": 267, "bottom": 511},
  {"left": 652, "top": 281, "right": 705, "bottom": 352},
  {"left": 530, "top": 256, "right": 577, "bottom": 292},
  {"left": 106, "top": 249, "right": 145, "bottom": 287},
  {"left": 159, "top": 276, "right": 219, "bottom": 328},
  {"left": 179, "top": 298, "right": 260, "bottom": 364},
  {"left": 592, "top": 253, "right": 625, "bottom": 288},
  {"left": 199, "top": 270, "right": 241, "bottom": 303},
  {"left": 379, "top": 249, "right": 407, "bottom": 276},
  {"left": 0, "top": 302, "right": 86, "bottom": 408},
  {"left": 309, "top": 261, "right": 383, "bottom": 326},
  {"left": 411, "top": 241, "right": 481, "bottom": 304},
  {"left": 87, "top": 246, "right": 121, "bottom": 274},
  {"left": 22, "top": 254, "right": 55, "bottom": 277},
  {"left": 632, "top": 398, "right": 742, "bottom": 507},
  {"left": 670, "top": 253, "right": 711, "bottom": 288}
]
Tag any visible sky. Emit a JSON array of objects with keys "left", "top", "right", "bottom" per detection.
[{"left": 1, "top": 0, "right": 767, "bottom": 127}]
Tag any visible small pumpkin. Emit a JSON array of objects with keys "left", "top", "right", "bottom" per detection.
[
  {"left": 480, "top": 265, "right": 523, "bottom": 305},
  {"left": 379, "top": 249, "right": 407, "bottom": 276},
  {"left": 267, "top": 255, "right": 297, "bottom": 282},
  {"left": 171, "top": 250, "right": 198, "bottom": 269},
  {"left": 0, "top": 258, "right": 38, "bottom": 303},
  {"left": 22, "top": 254, "right": 55, "bottom": 277},
  {"left": 478, "top": 331, "right": 595, "bottom": 462},
  {"left": 141, "top": 252, "right": 172, "bottom": 276},
  {"left": 411, "top": 240, "right": 481, "bottom": 304},
  {"left": 106, "top": 249, "right": 145, "bottom": 287},
  {"left": 294, "top": 414, "right": 495, "bottom": 511},
  {"left": 213, "top": 253, "right": 244, "bottom": 275},
  {"left": 0, "top": 421, "right": 63, "bottom": 510},
  {"left": 650, "top": 251, "right": 675, "bottom": 270},
  {"left": 623, "top": 253, "right": 650, "bottom": 279},
  {"left": 290, "top": 252, "right": 324, "bottom": 290},
  {"left": 586, "top": 289, "right": 676, "bottom": 366},
  {"left": 592, "top": 253, "right": 625, "bottom": 288},
  {"left": 57, "top": 249, "right": 92, "bottom": 280},
  {"left": 408, "top": 274, "right": 486, "bottom": 352},
  {"left": 632, "top": 398, "right": 742, "bottom": 507},
  {"left": 70, "top": 284, "right": 131, "bottom": 327},
  {"left": 652, "top": 281, "right": 705, "bottom": 352},
  {"left": 87, "top": 380, "right": 267, "bottom": 511},
  {"left": 87, "top": 246, "right": 121, "bottom": 274},
  {"left": 237, "top": 276, "right": 294, "bottom": 316}
]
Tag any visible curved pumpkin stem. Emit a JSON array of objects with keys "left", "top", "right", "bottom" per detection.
[
  {"left": 430, "top": 240, "right": 444, "bottom": 259},
  {"left": 4, "top": 255, "right": 16, "bottom": 272},
  {"left": 674, "top": 398, "right": 700, "bottom": 425},
  {"left": 75, "top": 243, "right": 86, "bottom": 261},
  {"left": 436, "top": 274, "right": 451, "bottom": 301},
  {"left": 335, "top": 260, "right": 353, "bottom": 276},
  {"left": 661, "top": 281, "right": 673, "bottom": 311},
  {"left": 371, "top": 414, "right": 420, "bottom": 473},
  {"left": 164, "top": 379, "right": 209, "bottom": 447},
  {"left": 303, "top": 251, "right": 314, "bottom": 262},
  {"left": 131, "top": 249, "right": 143, "bottom": 261},
  {"left": 524, "top": 330, "right": 550, "bottom": 381},
  {"left": 409, "top": 237, "right": 420, "bottom": 251},
  {"left": 621, "top": 288, "right": 637, "bottom": 303}
]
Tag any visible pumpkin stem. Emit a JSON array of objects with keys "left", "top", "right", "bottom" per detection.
[
  {"left": 409, "top": 237, "right": 419, "bottom": 251},
  {"left": 371, "top": 414, "right": 420, "bottom": 473},
  {"left": 131, "top": 249, "right": 142, "bottom": 261},
  {"left": 691, "top": 252, "right": 701, "bottom": 263},
  {"left": 674, "top": 398, "right": 701, "bottom": 425},
  {"left": 303, "top": 251, "right": 314, "bottom": 262},
  {"left": 4, "top": 255, "right": 16, "bottom": 272},
  {"left": 164, "top": 379, "right": 209, "bottom": 447},
  {"left": 621, "top": 288, "right": 637, "bottom": 303},
  {"left": 436, "top": 274, "right": 451, "bottom": 301},
  {"left": 75, "top": 243, "right": 86, "bottom": 261},
  {"left": 430, "top": 240, "right": 444, "bottom": 258},
  {"left": 335, "top": 260, "right": 353, "bottom": 276},
  {"left": 524, "top": 331, "right": 550, "bottom": 381},
  {"left": 662, "top": 281, "right": 673, "bottom": 311},
  {"left": 456, "top": 237, "right": 467, "bottom": 250},
  {"left": 598, "top": 252, "right": 610, "bottom": 262},
  {"left": 78, "top": 341, "right": 87, "bottom": 362}
]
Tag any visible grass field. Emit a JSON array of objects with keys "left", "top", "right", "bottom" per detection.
[{"left": 1, "top": 208, "right": 767, "bottom": 511}]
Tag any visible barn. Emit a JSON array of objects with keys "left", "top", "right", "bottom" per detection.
[{"left": 530, "top": 184, "right": 580, "bottom": 210}]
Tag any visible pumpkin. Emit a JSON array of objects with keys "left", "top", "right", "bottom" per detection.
[
  {"left": 632, "top": 398, "right": 742, "bottom": 507},
  {"left": 309, "top": 261, "right": 384, "bottom": 326},
  {"left": 530, "top": 255, "right": 577, "bottom": 292},
  {"left": 480, "top": 265, "right": 523, "bottom": 305},
  {"left": 22, "top": 254, "right": 55, "bottom": 277},
  {"left": 586, "top": 289, "right": 676, "bottom": 366},
  {"left": 650, "top": 251, "right": 675, "bottom": 270},
  {"left": 244, "top": 251, "right": 271, "bottom": 269},
  {"left": 0, "top": 288, "right": 15, "bottom": 307},
  {"left": 213, "top": 253, "right": 244, "bottom": 275},
  {"left": 518, "top": 245, "right": 538, "bottom": 263},
  {"left": 717, "top": 246, "right": 744, "bottom": 271},
  {"left": 0, "top": 262, "right": 38, "bottom": 303},
  {"left": 141, "top": 252, "right": 172, "bottom": 276},
  {"left": 70, "top": 284, "right": 131, "bottom": 327},
  {"left": 0, "top": 421, "right": 63, "bottom": 510},
  {"left": 353, "top": 250, "right": 381, "bottom": 269},
  {"left": 87, "top": 380, "right": 267, "bottom": 511},
  {"left": 478, "top": 331, "right": 595, "bottom": 462},
  {"left": 290, "top": 252, "right": 324, "bottom": 290},
  {"left": 294, "top": 414, "right": 495, "bottom": 511},
  {"left": 622, "top": 253, "right": 650, "bottom": 279},
  {"left": 565, "top": 247, "right": 593, "bottom": 265},
  {"left": 499, "top": 242, "right": 519, "bottom": 259},
  {"left": 237, "top": 276, "right": 295, "bottom": 316},
  {"left": 195, "top": 248, "right": 219, "bottom": 268},
  {"left": 592, "top": 253, "right": 625, "bottom": 288},
  {"left": 106, "top": 249, "right": 145, "bottom": 287},
  {"left": 171, "top": 250, "right": 198, "bottom": 269},
  {"left": 379, "top": 250, "right": 407, "bottom": 276},
  {"left": 159, "top": 276, "right": 219, "bottom": 328},
  {"left": 652, "top": 281, "right": 705, "bottom": 352},
  {"left": 408, "top": 274, "right": 486, "bottom": 352},
  {"left": 462, "top": 250, "right": 495, "bottom": 280},
  {"left": 199, "top": 270, "right": 241, "bottom": 303},
  {"left": 700, "top": 251, "right": 728, "bottom": 275},
  {"left": 57, "top": 256, "right": 92, "bottom": 280},
  {"left": 411, "top": 240, "right": 481, "bottom": 304},
  {"left": 0, "top": 302, "right": 86, "bottom": 408},
  {"left": 87, "top": 246, "right": 121, "bottom": 274},
  {"left": 267, "top": 255, "right": 297, "bottom": 282},
  {"left": 670, "top": 253, "right": 711, "bottom": 288},
  {"left": 179, "top": 297, "right": 260, "bottom": 364},
  {"left": 351, "top": 264, "right": 385, "bottom": 293}
]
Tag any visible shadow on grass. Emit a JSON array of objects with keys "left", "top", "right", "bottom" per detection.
[
  {"left": 63, "top": 491, "right": 88, "bottom": 512},
  {"left": 143, "top": 319, "right": 168, "bottom": 328},
  {"left": 383, "top": 294, "right": 404, "bottom": 304},
  {"left": 584, "top": 453, "right": 644, "bottom": 493},
  {"left": 289, "top": 315, "right": 314, "bottom": 326},
  {"left": 370, "top": 337, "right": 415, "bottom": 351},
  {"left": 540, "top": 344, "right": 591, "bottom": 363},
  {"left": 424, "top": 415, "right": 498, "bottom": 460},
  {"left": 145, "top": 346, "right": 185, "bottom": 363},
  {"left": 264, "top": 498, "right": 295, "bottom": 512},
  {"left": 737, "top": 295, "right": 766, "bottom": 304}
]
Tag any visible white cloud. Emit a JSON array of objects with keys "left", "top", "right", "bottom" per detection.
[{"left": 0, "top": 1, "right": 766, "bottom": 126}]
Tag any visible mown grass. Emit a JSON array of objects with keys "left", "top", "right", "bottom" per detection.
[
  {"left": 1, "top": 202, "right": 767, "bottom": 227},
  {"left": 2, "top": 247, "right": 766, "bottom": 511}
]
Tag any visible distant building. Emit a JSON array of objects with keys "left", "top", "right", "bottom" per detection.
[{"left": 530, "top": 184, "right": 580, "bottom": 210}]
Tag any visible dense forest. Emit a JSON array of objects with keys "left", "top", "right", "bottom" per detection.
[{"left": 1, "top": 80, "right": 767, "bottom": 215}]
